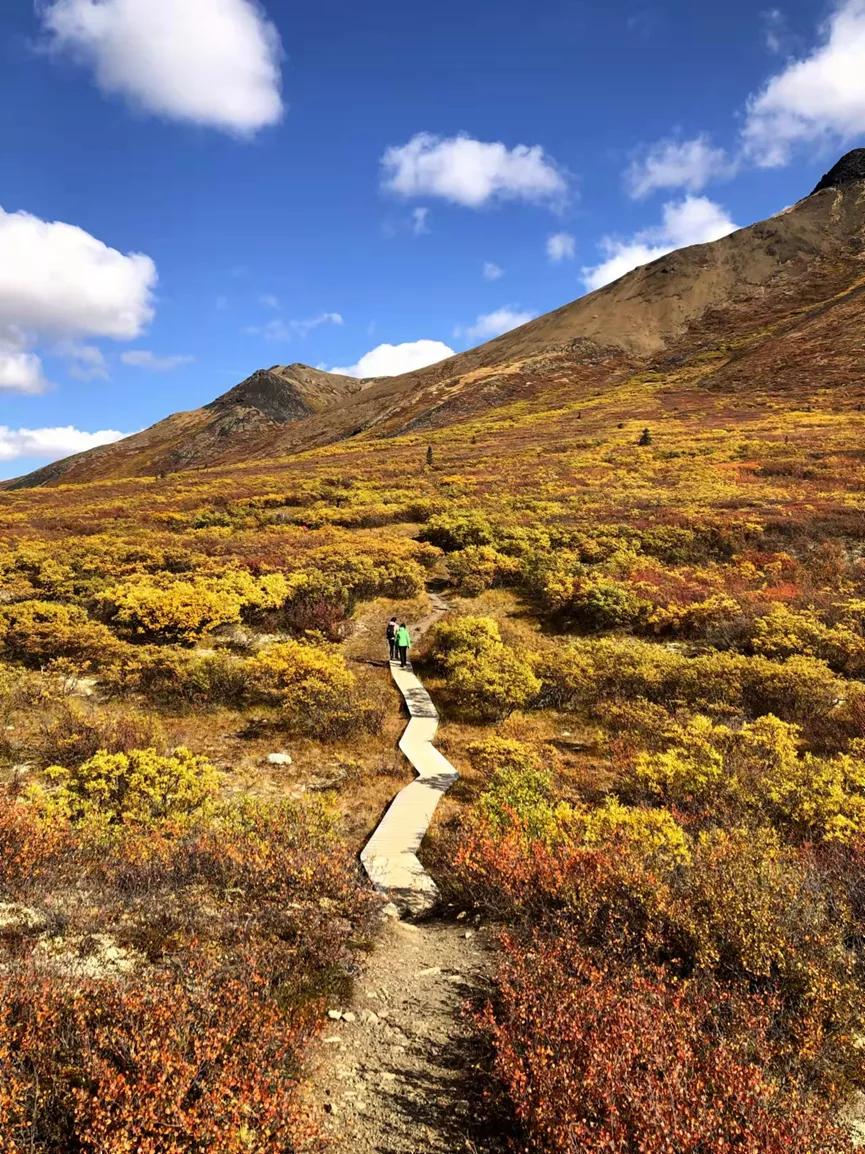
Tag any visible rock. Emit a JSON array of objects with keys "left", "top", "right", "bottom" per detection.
[
  {"left": 456, "top": 911, "right": 467, "bottom": 921},
  {"left": 267, "top": 752, "right": 293, "bottom": 766},
  {"left": 0, "top": 902, "right": 48, "bottom": 933},
  {"left": 307, "top": 771, "right": 347, "bottom": 792},
  {"left": 341, "top": 1011, "right": 357, "bottom": 1023},
  {"left": 812, "top": 149, "right": 865, "bottom": 195},
  {"left": 359, "top": 1009, "right": 379, "bottom": 1025},
  {"left": 70, "top": 677, "right": 99, "bottom": 699},
  {"left": 327, "top": 1009, "right": 342, "bottom": 1020},
  {"left": 418, "top": 966, "right": 441, "bottom": 977},
  {"left": 380, "top": 902, "right": 400, "bottom": 920}
]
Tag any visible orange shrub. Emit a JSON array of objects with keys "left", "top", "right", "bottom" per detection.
[{"left": 482, "top": 933, "right": 853, "bottom": 1154}]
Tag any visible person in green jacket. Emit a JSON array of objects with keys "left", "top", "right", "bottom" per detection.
[{"left": 395, "top": 623, "right": 411, "bottom": 668}]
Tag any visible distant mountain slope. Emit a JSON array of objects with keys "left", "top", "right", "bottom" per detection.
[
  {"left": 7, "top": 152, "right": 865, "bottom": 490},
  {"left": 5, "top": 364, "right": 365, "bottom": 489}
]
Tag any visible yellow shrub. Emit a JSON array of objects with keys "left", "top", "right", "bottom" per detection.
[
  {"left": 635, "top": 716, "right": 727, "bottom": 806},
  {"left": 448, "top": 546, "right": 518, "bottom": 596},
  {"left": 100, "top": 570, "right": 290, "bottom": 643},
  {"left": 473, "top": 746, "right": 573, "bottom": 845},
  {"left": 448, "top": 651, "right": 541, "bottom": 720},
  {"left": 426, "top": 615, "right": 504, "bottom": 668},
  {"left": 636, "top": 713, "right": 865, "bottom": 842},
  {"left": 0, "top": 600, "right": 121, "bottom": 668},
  {"left": 752, "top": 604, "right": 865, "bottom": 675},
  {"left": 575, "top": 798, "right": 692, "bottom": 869},
  {"left": 28, "top": 746, "right": 219, "bottom": 827},
  {"left": 248, "top": 641, "right": 367, "bottom": 737},
  {"left": 467, "top": 736, "right": 544, "bottom": 778}
]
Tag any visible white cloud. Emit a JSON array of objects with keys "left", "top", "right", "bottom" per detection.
[
  {"left": 482, "top": 261, "right": 504, "bottom": 281},
  {"left": 411, "top": 206, "right": 430, "bottom": 235},
  {"left": 546, "top": 231, "right": 576, "bottom": 262},
  {"left": 331, "top": 339, "right": 455, "bottom": 378},
  {"left": 0, "top": 204, "right": 155, "bottom": 392},
  {"left": 455, "top": 307, "right": 536, "bottom": 341},
  {"left": 61, "top": 342, "right": 109, "bottom": 381},
  {"left": 0, "top": 348, "right": 47, "bottom": 394},
  {"left": 743, "top": 0, "right": 865, "bottom": 166},
  {"left": 259, "top": 293, "right": 280, "bottom": 310},
  {"left": 121, "top": 349, "right": 195, "bottom": 371},
  {"left": 38, "top": 0, "right": 283, "bottom": 136},
  {"left": 582, "top": 196, "right": 739, "bottom": 292},
  {"left": 0, "top": 205, "right": 156, "bottom": 340},
  {"left": 763, "top": 7, "right": 790, "bottom": 54},
  {"left": 245, "top": 312, "right": 344, "bottom": 341},
  {"left": 0, "top": 424, "right": 128, "bottom": 463},
  {"left": 626, "top": 134, "right": 731, "bottom": 198},
  {"left": 381, "top": 132, "right": 567, "bottom": 208}
]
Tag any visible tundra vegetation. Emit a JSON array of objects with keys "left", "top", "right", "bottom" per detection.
[{"left": 2, "top": 353, "right": 865, "bottom": 1150}]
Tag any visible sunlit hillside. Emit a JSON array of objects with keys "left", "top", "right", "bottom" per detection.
[{"left": 4, "top": 165, "right": 865, "bottom": 1151}]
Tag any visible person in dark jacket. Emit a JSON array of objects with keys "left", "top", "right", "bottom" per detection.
[
  {"left": 386, "top": 616, "right": 398, "bottom": 660},
  {"left": 396, "top": 623, "right": 411, "bottom": 668}
]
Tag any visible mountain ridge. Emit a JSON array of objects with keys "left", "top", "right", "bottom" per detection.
[{"left": 6, "top": 154, "right": 865, "bottom": 490}]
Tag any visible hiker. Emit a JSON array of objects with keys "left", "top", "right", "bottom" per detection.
[
  {"left": 396, "top": 622, "right": 411, "bottom": 668},
  {"left": 386, "top": 616, "right": 398, "bottom": 660}
]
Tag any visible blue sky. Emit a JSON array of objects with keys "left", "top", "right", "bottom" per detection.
[{"left": 1, "top": 0, "right": 864, "bottom": 478}]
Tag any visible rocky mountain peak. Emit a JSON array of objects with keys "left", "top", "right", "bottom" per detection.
[{"left": 811, "top": 149, "right": 865, "bottom": 195}]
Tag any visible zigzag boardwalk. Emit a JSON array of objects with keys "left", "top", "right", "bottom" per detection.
[
  {"left": 308, "top": 594, "right": 502, "bottom": 1154},
  {"left": 360, "top": 592, "right": 458, "bottom": 916}
]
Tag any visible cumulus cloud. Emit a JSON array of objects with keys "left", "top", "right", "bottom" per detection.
[
  {"left": 0, "top": 424, "right": 128, "bottom": 463},
  {"left": 455, "top": 307, "right": 536, "bottom": 341},
  {"left": 0, "top": 348, "right": 47, "bottom": 394},
  {"left": 245, "top": 312, "right": 343, "bottom": 341},
  {"left": 0, "top": 203, "right": 156, "bottom": 391},
  {"left": 0, "top": 205, "right": 156, "bottom": 340},
  {"left": 37, "top": 0, "right": 284, "bottom": 135},
  {"left": 121, "top": 349, "right": 195, "bottom": 371},
  {"left": 381, "top": 133, "right": 567, "bottom": 208},
  {"left": 626, "top": 134, "right": 732, "bottom": 198},
  {"left": 582, "top": 196, "right": 739, "bottom": 292},
  {"left": 743, "top": 0, "right": 865, "bottom": 166},
  {"left": 331, "top": 339, "right": 455, "bottom": 378},
  {"left": 482, "top": 261, "right": 504, "bottom": 281},
  {"left": 546, "top": 232, "right": 576, "bottom": 262}
]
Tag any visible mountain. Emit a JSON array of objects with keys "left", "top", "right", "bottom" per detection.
[{"left": 7, "top": 152, "right": 865, "bottom": 490}]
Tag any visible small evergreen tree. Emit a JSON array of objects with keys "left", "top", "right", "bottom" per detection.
[
  {"left": 426, "top": 445, "right": 434, "bottom": 467},
  {"left": 639, "top": 427, "right": 652, "bottom": 446}
]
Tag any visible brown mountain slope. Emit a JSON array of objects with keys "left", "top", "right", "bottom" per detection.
[
  {"left": 5, "top": 364, "right": 365, "bottom": 490},
  {"left": 7, "top": 153, "right": 865, "bottom": 490}
]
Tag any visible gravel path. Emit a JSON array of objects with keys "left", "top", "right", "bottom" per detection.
[{"left": 308, "top": 912, "right": 503, "bottom": 1154}]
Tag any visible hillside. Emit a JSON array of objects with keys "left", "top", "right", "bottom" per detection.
[
  {"left": 7, "top": 150, "right": 865, "bottom": 491},
  {"left": 5, "top": 153, "right": 865, "bottom": 1153}
]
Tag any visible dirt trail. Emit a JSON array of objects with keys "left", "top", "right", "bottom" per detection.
[
  {"left": 307, "top": 591, "right": 504, "bottom": 1153},
  {"left": 308, "top": 913, "right": 501, "bottom": 1153}
]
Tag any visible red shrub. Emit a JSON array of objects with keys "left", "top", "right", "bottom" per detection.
[
  {"left": 483, "top": 932, "right": 853, "bottom": 1154},
  {"left": 0, "top": 959, "right": 316, "bottom": 1154}
]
